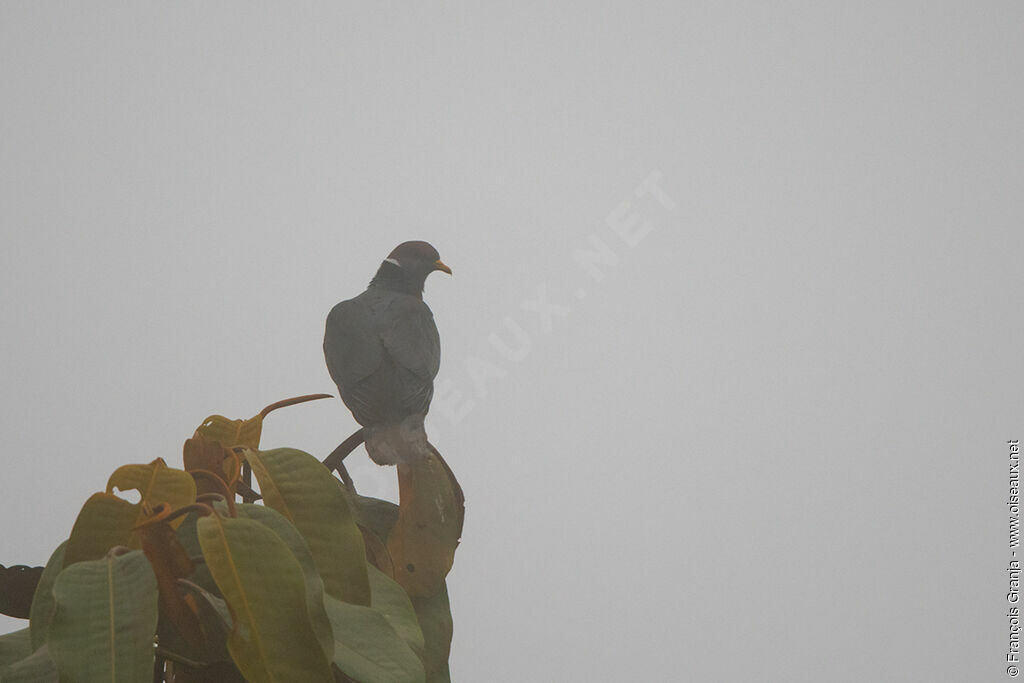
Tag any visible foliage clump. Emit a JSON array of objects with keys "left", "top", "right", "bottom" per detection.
[{"left": 0, "top": 395, "right": 464, "bottom": 682}]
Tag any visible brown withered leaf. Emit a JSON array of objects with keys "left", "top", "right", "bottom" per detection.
[
  {"left": 183, "top": 434, "right": 234, "bottom": 479},
  {"left": 386, "top": 447, "right": 465, "bottom": 598},
  {"left": 184, "top": 434, "right": 242, "bottom": 515},
  {"left": 186, "top": 395, "right": 332, "bottom": 507},
  {"left": 137, "top": 506, "right": 201, "bottom": 649},
  {"left": 106, "top": 458, "right": 197, "bottom": 530},
  {"left": 192, "top": 394, "right": 332, "bottom": 453},
  {"left": 357, "top": 524, "right": 395, "bottom": 578},
  {"left": 195, "top": 414, "right": 264, "bottom": 451}
]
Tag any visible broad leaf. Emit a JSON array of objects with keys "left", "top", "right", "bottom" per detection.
[
  {"left": 137, "top": 516, "right": 200, "bottom": 649},
  {"left": 196, "top": 514, "right": 333, "bottom": 683},
  {"left": 173, "top": 512, "right": 220, "bottom": 597},
  {"left": 387, "top": 451, "right": 464, "bottom": 597},
  {"left": 0, "top": 644, "right": 58, "bottom": 682},
  {"left": 345, "top": 492, "right": 400, "bottom": 540},
  {"left": 29, "top": 541, "right": 66, "bottom": 651},
  {"left": 344, "top": 492, "right": 400, "bottom": 577},
  {"left": 196, "top": 414, "right": 263, "bottom": 450},
  {"left": 360, "top": 523, "right": 396, "bottom": 577},
  {"left": 63, "top": 493, "right": 138, "bottom": 567},
  {"left": 323, "top": 595, "right": 425, "bottom": 683},
  {"left": 105, "top": 458, "right": 196, "bottom": 528},
  {"left": 47, "top": 550, "right": 158, "bottom": 683},
  {"left": 193, "top": 395, "right": 331, "bottom": 451},
  {"left": 183, "top": 433, "right": 235, "bottom": 478},
  {"left": 236, "top": 503, "right": 334, "bottom": 663},
  {"left": 368, "top": 564, "right": 424, "bottom": 654},
  {"left": 178, "top": 579, "right": 232, "bottom": 634},
  {"left": 411, "top": 582, "right": 454, "bottom": 683},
  {"left": 246, "top": 448, "right": 369, "bottom": 605},
  {"left": 0, "top": 628, "right": 31, "bottom": 668},
  {"left": 183, "top": 433, "right": 243, "bottom": 508}
]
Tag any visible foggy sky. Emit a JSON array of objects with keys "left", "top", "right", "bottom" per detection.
[{"left": 2, "top": 3, "right": 1022, "bottom": 680}]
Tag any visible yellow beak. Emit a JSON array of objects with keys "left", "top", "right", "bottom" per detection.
[{"left": 433, "top": 259, "right": 452, "bottom": 275}]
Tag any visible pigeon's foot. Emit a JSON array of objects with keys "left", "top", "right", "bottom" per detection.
[{"left": 364, "top": 415, "right": 431, "bottom": 465}]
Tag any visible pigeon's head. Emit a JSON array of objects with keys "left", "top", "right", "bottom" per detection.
[
  {"left": 372, "top": 240, "right": 451, "bottom": 297},
  {"left": 386, "top": 241, "right": 451, "bottom": 276}
]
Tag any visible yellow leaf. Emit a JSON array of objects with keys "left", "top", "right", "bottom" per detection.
[
  {"left": 196, "top": 414, "right": 264, "bottom": 450},
  {"left": 387, "top": 450, "right": 464, "bottom": 598},
  {"left": 197, "top": 514, "right": 333, "bottom": 683},
  {"left": 64, "top": 493, "right": 139, "bottom": 567},
  {"left": 106, "top": 458, "right": 196, "bottom": 529}
]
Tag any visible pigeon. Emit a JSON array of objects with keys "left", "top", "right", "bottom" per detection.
[{"left": 324, "top": 241, "right": 451, "bottom": 465}]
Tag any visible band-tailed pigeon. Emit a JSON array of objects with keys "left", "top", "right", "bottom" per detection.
[{"left": 324, "top": 241, "right": 451, "bottom": 465}]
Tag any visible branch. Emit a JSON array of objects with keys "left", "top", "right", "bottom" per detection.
[
  {"left": 336, "top": 461, "right": 356, "bottom": 494},
  {"left": 323, "top": 428, "right": 364, "bottom": 484},
  {"left": 259, "top": 393, "right": 333, "bottom": 419}
]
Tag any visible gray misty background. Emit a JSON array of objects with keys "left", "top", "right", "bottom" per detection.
[{"left": 2, "top": 3, "right": 1021, "bottom": 681}]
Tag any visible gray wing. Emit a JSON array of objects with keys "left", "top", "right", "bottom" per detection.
[
  {"left": 380, "top": 296, "right": 441, "bottom": 381},
  {"left": 324, "top": 291, "right": 440, "bottom": 425},
  {"left": 379, "top": 296, "right": 441, "bottom": 416},
  {"left": 324, "top": 297, "right": 384, "bottom": 420}
]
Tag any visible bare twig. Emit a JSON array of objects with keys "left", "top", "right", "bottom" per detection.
[{"left": 259, "top": 393, "right": 333, "bottom": 419}]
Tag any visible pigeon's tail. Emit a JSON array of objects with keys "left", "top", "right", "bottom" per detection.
[{"left": 364, "top": 414, "right": 432, "bottom": 465}]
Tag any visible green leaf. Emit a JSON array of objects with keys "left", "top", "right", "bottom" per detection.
[
  {"left": 387, "top": 452, "right": 464, "bottom": 597},
  {"left": 29, "top": 542, "right": 66, "bottom": 651},
  {"left": 345, "top": 492, "right": 400, "bottom": 540},
  {"left": 367, "top": 564, "right": 424, "bottom": 654},
  {"left": 245, "top": 448, "right": 370, "bottom": 605},
  {"left": 105, "top": 458, "right": 196, "bottom": 529},
  {"left": 196, "top": 514, "right": 333, "bottom": 683},
  {"left": 173, "top": 512, "right": 219, "bottom": 597},
  {"left": 236, "top": 503, "right": 334, "bottom": 664},
  {"left": 1, "top": 644, "right": 58, "bottom": 682},
  {"left": 47, "top": 550, "right": 158, "bottom": 683},
  {"left": 342, "top": 492, "right": 401, "bottom": 577},
  {"left": 0, "top": 628, "right": 31, "bottom": 668},
  {"left": 63, "top": 493, "right": 139, "bottom": 567},
  {"left": 323, "top": 595, "right": 425, "bottom": 683},
  {"left": 411, "top": 582, "right": 454, "bottom": 683}
]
